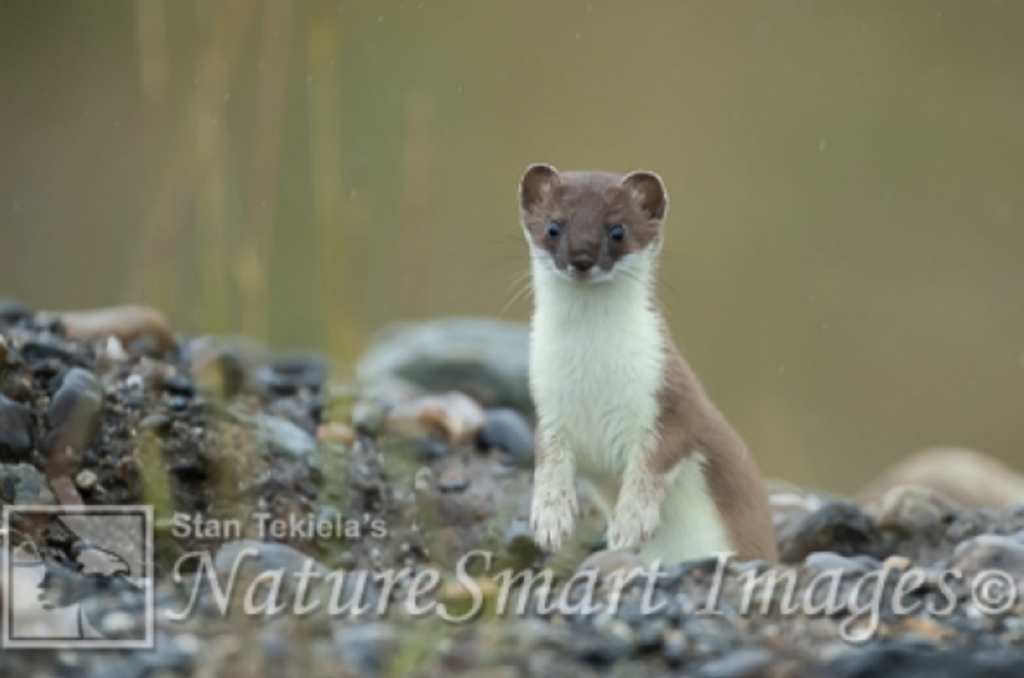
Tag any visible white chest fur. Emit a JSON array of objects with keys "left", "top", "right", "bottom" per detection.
[
  {"left": 528, "top": 250, "right": 733, "bottom": 564},
  {"left": 529, "top": 253, "right": 664, "bottom": 477}
]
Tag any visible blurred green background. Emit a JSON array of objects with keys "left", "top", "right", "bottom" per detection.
[{"left": 1, "top": 0, "right": 1022, "bottom": 495}]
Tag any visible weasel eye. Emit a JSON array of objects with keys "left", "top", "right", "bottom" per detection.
[
  {"left": 608, "top": 224, "right": 625, "bottom": 242},
  {"left": 546, "top": 221, "right": 563, "bottom": 238}
]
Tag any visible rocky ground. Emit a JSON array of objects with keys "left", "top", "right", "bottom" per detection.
[{"left": 1, "top": 300, "right": 1023, "bottom": 678}]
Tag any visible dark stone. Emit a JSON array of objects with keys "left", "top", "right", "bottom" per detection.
[
  {"left": 476, "top": 408, "right": 534, "bottom": 466},
  {"left": 414, "top": 435, "right": 449, "bottom": 459},
  {"left": 23, "top": 336, "right": 88, "bottom": 370},
  {"left": 812, "top": 645, "right": 1024, "bottom": 678},
  {"left": 262, "top": 351, "right": 328, "bottom": 394},
  {"left": 777, "top": 500, "right": 882, "bottom": 563},
  {"left": 0, "top": 394, "right": 33, "bottom": 462},
  {"left": 162, "top": 374, "right": 196, "bottom": 396}
]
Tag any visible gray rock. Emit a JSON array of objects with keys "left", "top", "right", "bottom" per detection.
[
  {"left": 356, "top": 317, "right": 531, "bottom": 413},
  {"left": 0, "top": 394, "right": 33, "bottom": 462},
  {"left": 477, "top": 408, "right": 534, "bottom": 466},
  {"left": 0, "top": 298, "right": 32, "bottom": 326},
  {"left": 258, "top": 351, "right": 328, "bottom": 394},
  {"left": 950, "top": 534, "right": 1024, "bottom": 579},
  {"left": 577, "top": 549, "right": 647, "bottom": 578},
  {"left": 0, "top": 463, "right": 55, "bottom": 504},
  {"left": 258, "top": 414, "right": 318, "bottom": 459},
  {"left": 214, "top": 539, "right": 328, "bottom": 582},
  {"left": 812, "top": 645, "right": 1024, "bottom": 678},
  {"left": 696, "top": 647, "right": 776, "bottom": 678},
  {"left": 187, "top": 335, "right": 265, "bottom": 399},
  {"left": 332, "top": 622, "right": 399, "bottom": 676},
  {"left": 662, "top": 627, "right": 688, "bottom": 666},
  {"left": 352, "top": 397, "right": 390, "bottom": 436},
  {"left": 777, "top": 500, "right": 882, "bottom": 563},
  {"left": 805, "top": 551, "right": 875, "bottom": 576},
  {"left": 43, "top": 367, "right": 104, "bottom": 472}
]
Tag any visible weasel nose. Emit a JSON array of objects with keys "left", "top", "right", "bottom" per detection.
[{"left": 570, "top": 253, "right": 595, "bottom": 272}]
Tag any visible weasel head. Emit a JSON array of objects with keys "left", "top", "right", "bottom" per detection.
[{"left": 518, "top": 164, "right": 668, "bottom": 284}]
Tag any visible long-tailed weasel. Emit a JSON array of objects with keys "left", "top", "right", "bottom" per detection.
[{"left": 519, "top": 164, "right": 778, "bottom": 565}]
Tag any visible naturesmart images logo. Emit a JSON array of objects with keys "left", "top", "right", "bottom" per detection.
[{"left": 1, "top": 505, "right": 154, "bottom": 649}]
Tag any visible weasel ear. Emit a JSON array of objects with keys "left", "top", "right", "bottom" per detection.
[
  {"left": 622, "top": 171, "right": 668, "bottom": 221},
  {"left": 520, "top": 163, "right": 560, "bottom": 212}
]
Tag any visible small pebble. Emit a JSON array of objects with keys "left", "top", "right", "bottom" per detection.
[
  {"left": 162, "top": 374, "right": 196, "bottom": 396},
  {"left": 74, "top": 469, "right": 98, "bottom": 491},
  {"left": 883, "top": 555, "right": 913, "bottom": 571},
  {"left": 317, "top": 422, "right": 356, "bottom": 445},
  {"left": 352, "top": 397, "right": 390, "bottom": 436},
  {"left": 139, "top": 413, "right": 172, "bottom": 433},
  {"left": 805, "top": 551, "right": 873, "bottom": 576},
  {"left": 695, "top": 647, "right": 776, "bottom": 678},
  {"left": 438, "top": 464, "right": 470, "bottom": 492},
  {"left": 662, "top": 628, "right": 688, "bottom": 666}
]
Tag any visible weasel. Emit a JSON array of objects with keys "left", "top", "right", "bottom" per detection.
[{"left": 519, "top": 164, "right": 778, "bottom": 565}]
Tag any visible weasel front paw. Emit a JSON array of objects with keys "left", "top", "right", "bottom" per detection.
[
  {"left": 530, "top": 485, "right": 578, "bottom": 552},
  {"left": 607, "top": 500, "right": 661, "bottom": 552}
]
